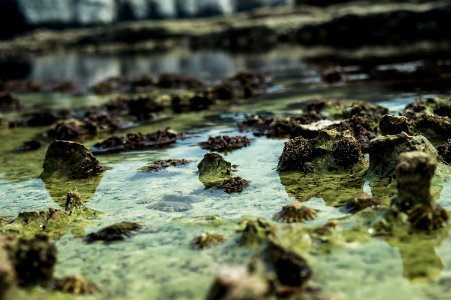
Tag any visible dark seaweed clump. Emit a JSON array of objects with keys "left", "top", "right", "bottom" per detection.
[
  {"left": 278, "top": 137, "right": 314, "bottom": 172},
  {"left": 93, "top": 128, "right": 180, "bottom": 154},
  {"left": 218, "top": 177, "right": 249, "bottom": 194},
  {"left": 85, "top": 222, "right": 142, "bottom": 244}
]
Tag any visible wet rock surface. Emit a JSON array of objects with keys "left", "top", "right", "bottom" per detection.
[
  {"left": 85, "top": 221, "right": 142, "bottom": 244},
  {"left": 385, "top": 151, "right": 448, "bottom": 231},
  {"left": 41, "top": 140, "right": 104, "bottom": 179},
  {"left": 437, "top": 139, "right": 451, "bottom": 164},
  {"left": 218, "top": 177, "right": 249, "bottom": 194}
]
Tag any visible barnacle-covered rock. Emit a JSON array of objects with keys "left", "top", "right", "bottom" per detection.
[
  {"left": 41, "top": 140, "right": 104, "bottom": 179},
  {"left": 206, "top": 265, "right": 270, "bottom": 300},
  {"left": 278, "top": 137, "right": 314, "bottom": 172},
  {"left": 54, "top": 275, "right": 100, "bottom": 295},
  {"left": 92, "top": 128, "right": 180, "bottom": 154},
  {"left": 198, "top": 152, "right": 232, "bottom": 188},
  {"left": 200, "top": 136, "right": 251, "bottom": 152},
  {"left": 85, "top": 222, "right": 142, "bottom": 244},
  {"left": 332, "top": 136, "right": 363, "bottom": 168},
  {"left": 191, "top": 233, "right": 226, "bottom": 250},
  {"left": 237, "top": 219, "right": 275, "bottom": 247},
  {"left": 342, "top": 193, "right": 381, "bottom": 213},
  {"left": 367, "top": 133, "right": 437, "bottom": 181},
  {"left": 218, "top": 177, "right": 249, "bottom": 194},
  {"left": 379, "top": 115, "right": 412, "bottom": 136},
  {"left": 274, "top": 203, "right": 318, "bottom": 223},
  {"left": 385, "top": 151, "right": 448, "bottom": 231}
]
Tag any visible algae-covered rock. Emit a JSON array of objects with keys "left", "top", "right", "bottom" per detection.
[
  {"left": 54, "top": 275, "right": 100, "bottom": 295},
  {"left": 191, "top": 233, "right": 226, "bottom": 250},
  {"left": 384, "top": 151, "right": 448, "bottom": 231},
  {"left": 206, "top": 265, "right": 270, "bottom": 300},
  {"left": 237, "top": 219, "right": 275, "bottom": 247},
  {"left": 85, "top": 221, "right": 142, "bottom": 244},
  {"left": 379, "top": 115, "right": 412, "bottom": 136},
  {"left": 41, "top": 140, "right": 104, "bottom": 179},
  {"left": 278, "top": 129, "right": 366, "bottom": 205},
  {"left": 198, "top": 152, "right": 232, "bottom": 188},
  {"left": 141, "top": 159, "right": 191, "bottom": 172},
  {"left": 367, "top": 133, "right": 437, "bottom": 180},
  {"left": 274, "top": 203, "right": 318, "bottom": 223}
]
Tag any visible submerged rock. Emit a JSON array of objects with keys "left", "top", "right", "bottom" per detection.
[
  {"left": 141, "top": 159, "right": 191, "bottom": 172},
  {"left": 367, "top": 133, "right": 437, "bottom": 180},
  {"left": 200, "top": 136, "right": 251, "bottom": 152},
  {"left": 191, "top": 233, "right": 226, "bottom": 249},
  {"left": 218, "top": 176, "right": 249, "bottom": 194},
  {"left": 342, "top": 193, "right": 381, "bottom": 213},
  {"left": 274, "top": 203, "right": 318, "bottom": 223},
  {"left": 85, "top": 221, "right": 142, "bottom": 244},
  {"left": 54, "top": 275, "right": 100, "bottom": 295},
  {"left": 41, "top": 140, "right": 104, "bottom": 179},
  {"left": 92, "top": 128, "right": 179, "bottom": 154},
  {"left": 385, "top": 151, "right": 448, "bottom": 231},
  {"left": 198, "top": 152, "right": 232, "bottom": 188},
  {"left": 16, "top": 139, "right": 42, "bottom": 152},
  {"left": 206, "top": 265, "right": 270, "bottom": 300}
]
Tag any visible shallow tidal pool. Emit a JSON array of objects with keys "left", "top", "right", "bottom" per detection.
[{"left": 1, "top": 78, "right": 451, "bottom": 300}]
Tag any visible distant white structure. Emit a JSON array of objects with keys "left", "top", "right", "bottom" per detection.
[{"left": 16, "top": 0, "right": 294, "bottom": 25}]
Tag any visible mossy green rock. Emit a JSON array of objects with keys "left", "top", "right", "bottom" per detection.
[
  {"left": 41, "top": 140, "right": 104, "bottom": 179},
  {"left": 367, "top": 133, "right": 437, "bottom": 180},
  {"left": 198, "top": 152, "right": 232, "bottom": 188}
]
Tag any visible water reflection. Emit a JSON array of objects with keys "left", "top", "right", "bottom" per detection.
[
  {"left": 0, "top": 47, "right": 312, "bottom": 86},
  {"left": 385, "top": 229, "right": 448, "bottom": 283}
]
